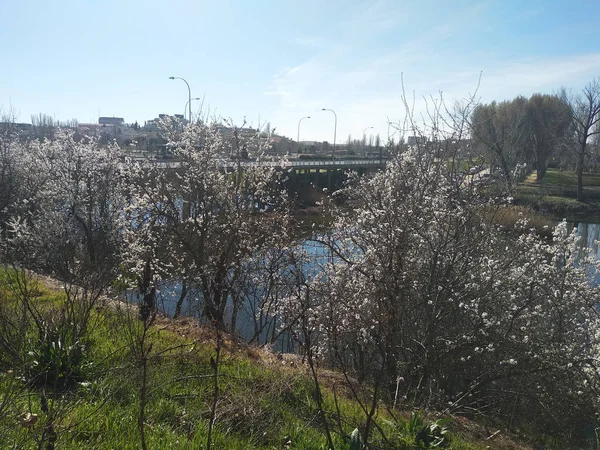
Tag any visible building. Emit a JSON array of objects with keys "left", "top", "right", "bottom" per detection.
[
  {"left": 0, "top": 122, "right": 32, "bottom": 134},
  {"left": 407, "top": 135, "right": 428, "bottom": 146},
  {"left": 99, "top": 117, "right": 125, "bottom": 126}
]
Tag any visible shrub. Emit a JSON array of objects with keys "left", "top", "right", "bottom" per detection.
[
  {"left": 386, "top": 412, "right": 450, "bottom": 449},
  {"left": 26, "top": 317, "right": 88, "bottom": 389}
]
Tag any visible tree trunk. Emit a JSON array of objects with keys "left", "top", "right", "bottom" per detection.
[
  {"left": 497, "top": 151, "right": 512, "bottom": 190},
  {"left": 577, "top": 144, "right": 585, "bottom": 202},
  {"left": 173, "top": 278, "right": 187, "bottom": 319},
  {"left": 536, "top": 152, "right": 546, "bottom": 182}
]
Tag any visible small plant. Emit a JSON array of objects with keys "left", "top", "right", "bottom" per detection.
[
  {"left": 388, "top": 411, "right": 450, "bottom": 449},
  {"left": 349, "top": 427, "right": 362, "bottom": 450},
  {"left": 415, "top": 417, "right": 449, "bottom": 448},
  {"left": 338, "top": 428, "right": 363, "bottom": 450},
  {"left": 27, "top": 318, "right": 87, "bottom": 389}
]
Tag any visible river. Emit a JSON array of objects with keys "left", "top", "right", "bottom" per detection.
[
  {"left": 568, "top": 221, "right": 600, "bottom": 286},
  {"left": 136, "top": 222, "right": 600, "bottom": 344}
]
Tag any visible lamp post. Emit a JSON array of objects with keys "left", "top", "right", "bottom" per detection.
[
  {"left": 362, "top": 126, "right": 374, "bottom": 154},
  {"left": 169, "top": 76, "right": 192, "bottom": 122},
  {"left": 184, "top": 97, "right": 202, "bottom": 122},
  {"left": 387, "top": 122, "right": 398, "bottom": 144},
  {"left": 321, "top": 108, "right": 337, "bottom": 157},
  {"left": 297, "top": 116, "right": 311, "bottom": 144}
]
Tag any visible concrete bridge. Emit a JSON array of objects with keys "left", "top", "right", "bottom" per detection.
[
  {"left": 251, "top": 158, "right": 387, "bottom": 170},
  {"left": 133, "top": 156, "right": 387, "bottom": 170},
  {"left": 281, "top": 159, "right": 386, "bottom": 196},
  {"left": 127, "top": 156, "right": 388, "bottom": 200}
]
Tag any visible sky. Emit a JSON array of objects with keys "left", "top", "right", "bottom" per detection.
[{"left": 1, "top": 0, "right": 600, "bottom": 142}]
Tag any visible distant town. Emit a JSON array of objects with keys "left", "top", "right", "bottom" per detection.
[{"left": 1, "top": 113, "right": 404, "bottom": 160}]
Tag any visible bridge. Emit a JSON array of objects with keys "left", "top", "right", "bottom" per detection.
[
  {"left": 126, "top": 156, "right": 388, "bottom": 200},
  {"left": 128, "top": 156, "right": 387, "bottom": 171},
  {"left": 246, "top": 158, "right": 387, "bottom": 170}
]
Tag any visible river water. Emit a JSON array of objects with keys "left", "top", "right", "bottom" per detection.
[
  {"left": 568, "top": 221, "right": 600, "bottom": 286},
  {"left": 138, "top": 222, "right": 600, "bottom": 343}
]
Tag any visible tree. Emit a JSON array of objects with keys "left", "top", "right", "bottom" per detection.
[
  {"left": 30, "top": 113, "right": 57, "bottom": 140},
  {"left": 563, "top": 78, "right": 600, "bottom": 201},
  {"left": 345, "top": 134, "right": 354, "bottom": 155},
  {"left": 469, "top": 97, "right": 529, "bottom": 188},
  {"left": 279, "top": 113, "right": 600, "bottom": 444},
  {"left": 2, "top": 131, "right": 124, "bottom": 353},
  {"left": 0, "top": 129, "right": 125, "bottom": 449},
  {"left": 0, "top": 116, "right": 21, "bottom": 233},
  {"left": 526, "top": 93, "right": 571, "bottom": 181},
  {"left": 123, "top": 120, "right": 291, "bottom": 330}
]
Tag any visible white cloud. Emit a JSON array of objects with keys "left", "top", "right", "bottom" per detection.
[
  {"left": 267, "top": 51, "right": 600, "bottom": 142},
  {"left": 476, "top": 54, "right": 600, "bottom": 98},
  {"left": 263, "top": 0, "right": 600, "bottom": 142}
]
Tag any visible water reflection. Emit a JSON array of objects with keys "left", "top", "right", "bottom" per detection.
[
  {"left": 127, "top": 238, "right": 333, "bottom": 348},
  {"left": 132, "top": 224, "right": 600, "bottom": 341},
  {"left": 567, "top": 222, "right": 600, "bottom": 286}
]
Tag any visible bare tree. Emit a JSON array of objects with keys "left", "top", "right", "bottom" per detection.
[
  {"left": 469, "top": 97, "right": 530, "bottom": 189},
  {"left": 526, "top": 93, "right": 572, "bottom": 181},
  {"left": 562, "top": 78, "right": 600, "bottom": 201}
]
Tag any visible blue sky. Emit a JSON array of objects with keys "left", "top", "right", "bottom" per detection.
[{"left": 2, "top": 0, "right": 599, "bottom": 142}]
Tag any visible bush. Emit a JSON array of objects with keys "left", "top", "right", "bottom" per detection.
[{"left": 280, "top": 146, "right": 600, "bottom": 444}]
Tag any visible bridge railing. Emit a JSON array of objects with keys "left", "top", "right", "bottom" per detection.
[
  {"left": 290, "top": 159, "right": 384, "bottom": 167},
  {"left": 126, "top": 157, "right": 387, "bottom": 169}
]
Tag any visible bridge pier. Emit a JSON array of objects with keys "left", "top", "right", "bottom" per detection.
[{"left": 287, "top": 167, "right": 297, "bottom": 191}]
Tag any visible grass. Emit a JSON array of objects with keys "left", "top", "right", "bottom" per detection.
[
  {"left": 0, "top": 270, "right": 530, "bottom": 449},
  {"left": 520, "top": 168, "right": 600, "bottom": 196},
  {"left": 526, "top": 169, "right": 600, "bottom": 188},
  {"left": 445, "top": 157, "right": 484, "bottom": 174},
  {"left": 515, "top": 168, "right": 600, "bottom": 221}
]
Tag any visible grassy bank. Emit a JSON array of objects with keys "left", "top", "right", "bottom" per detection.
[
  {"left": 515, "top": 169, "right": 600, "bottom": 221},
  {"left": 0, "top": 271, "right": 536, "bottom": 449}
]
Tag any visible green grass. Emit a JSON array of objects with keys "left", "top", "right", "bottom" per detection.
[
  {"left": 0, "top": 270, "right": 523, "bottom": 450},
  {"left": 515, "top": 169, "right": 600, "bottom": 221},
  {"left": 530, "top": 169, "right": 600, "bottom": 187},
  {"left": 521, "top": 168, "right": 600, "bottom": 196}
]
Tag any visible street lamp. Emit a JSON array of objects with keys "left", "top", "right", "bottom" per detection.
[
  {"left": 297, "top": 116, "right": 311, "bottom": 144},
  {"left": 387, "top": 122, "right": 398, "bottom": 143},
  {"left": 321, "top": 108, "right": 337, "bottom": 157},
  {"left": 169, "top": 76, "right": 192, "bottom": 122},
  {"left": 362, "top": 126, "right": 374, "bottom": 152},
  {"left": 184, "top": 97, "right": 203, "bottom": 122}
]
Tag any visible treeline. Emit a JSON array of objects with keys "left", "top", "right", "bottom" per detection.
[{"left": 468, "top": 78, "right": 600, "bottom": 199}]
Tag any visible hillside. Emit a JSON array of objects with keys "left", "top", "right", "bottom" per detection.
[{"left": 0, "top": 272, "right": 537, "bottom": 450}]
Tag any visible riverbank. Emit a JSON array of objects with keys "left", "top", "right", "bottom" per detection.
[
  {"left": 294, "top": 198, "right": 559, "bottom": 241},
  {"left": 515, "top": 169, "right": 600, "bottom": 222},
  {"left": 0, "top": 271, "right": 536, "bottom": 449}
]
